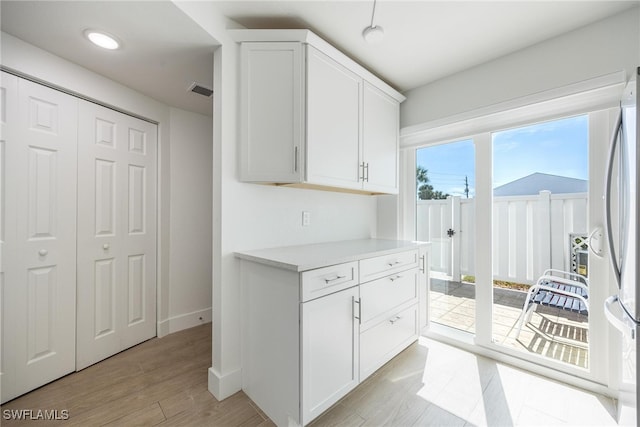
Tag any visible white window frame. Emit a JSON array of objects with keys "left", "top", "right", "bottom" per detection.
[{"left": 400, "top": 71, "right": 627, "bottom": 396}]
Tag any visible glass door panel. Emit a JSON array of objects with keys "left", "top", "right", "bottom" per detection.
[
  {"left": 416, "top": 140, "right": 476, "bottom": 333},
  {"left": 491, "top": 115, "right": 590, "bottom": 369}
]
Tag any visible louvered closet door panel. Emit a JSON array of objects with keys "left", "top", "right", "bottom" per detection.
[
  {"left": 76, "top": 101, "right": 157, "bottom": 370},
  {"left": 1, "top": 76, "right": 78, "bottom": 403}
]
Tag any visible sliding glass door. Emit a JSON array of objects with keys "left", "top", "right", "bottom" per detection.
[{"left": 412, "top": 108, "right": 612, "bottom": 384}]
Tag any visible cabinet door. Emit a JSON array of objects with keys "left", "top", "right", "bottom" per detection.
[
  {"left": 240, "top": 42, "right": 304, "bottom": 183},
  {"left": 306, "top": 46, "right": 362, "bottom": 190},
  {"left": 362, "top": 82, "right": 399, "bottom": 194},
  {"left": 301, "top": 285, "right": 359, "bottom": 425}
]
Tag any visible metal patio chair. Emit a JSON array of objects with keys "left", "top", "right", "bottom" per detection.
[{"left": 515, "top": 269, "right": 589, "bottom": 339}]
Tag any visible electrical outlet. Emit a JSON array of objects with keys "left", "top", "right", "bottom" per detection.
[{"left": 302, "top": 211, "right": 311, "bottom": 227}]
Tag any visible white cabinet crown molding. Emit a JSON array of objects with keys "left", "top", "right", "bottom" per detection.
[{"left": 229, "top": 29, "right": 406, "bottom": 103}]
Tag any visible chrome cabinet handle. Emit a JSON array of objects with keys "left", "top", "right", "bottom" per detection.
[
  {"left": 389, "top": 275, "right": 402, "bottom": 282},
  {"left": 419, "top": 255, "right": 426, "bottom": 272},
  {"left": 389, "top": 315, "right": 402, "bottom": 324},
  {"left": 353, "top": 297, "right": 361, "bottom": 324},
  {"left": 364, "top": 162, "right": 369, "bottom": 182},
  {"left": 387, "top": 260, "right": 401, "bottom": 267},
  {"left": 38, "top": 249, "right": 48, "bottom": 256},
  {"left": 294, "top": 146, "right": 299, "bottom": 172},
  {"left": 324, "top": 275, "right": 346, "bottom": 284}
]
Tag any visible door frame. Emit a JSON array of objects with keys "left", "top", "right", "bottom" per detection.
[{"left": 399, "top": 72, "right": 626, "bottom": 396}]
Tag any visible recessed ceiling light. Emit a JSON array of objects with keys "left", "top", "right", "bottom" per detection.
[{"left": 84, "top": 29, "right": 121, "bottom": 50}]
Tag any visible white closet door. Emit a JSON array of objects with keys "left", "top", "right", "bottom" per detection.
[
  {"left": 76, "top": 101, "right": 157, "bottom": 370},
  {"left": 0, "top": 72, "right": 17, "bottom": 403},
  {"left": 1, "top": 75, "right": 78, "bottom": 403}
]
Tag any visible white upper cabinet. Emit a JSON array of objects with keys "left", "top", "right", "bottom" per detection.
[
  {"left": 236, "top": 30, "right": 405, "bottom": 195},
  {"left": 362, "top": 82, "right": 399, "bottom": 193},
  {"left": 306, "top": 47, "right": 361, "bottom": 190},
  {"left": 240, "top": 42, "right": 304, "bottom": 183}
]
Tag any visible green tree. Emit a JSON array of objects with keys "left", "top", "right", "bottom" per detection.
[
  {"left": 416, "top": 165, "right": 429, "bottom": 199},
  {"left": 416, "top": 165, "right": 449, "bottom": 200}
]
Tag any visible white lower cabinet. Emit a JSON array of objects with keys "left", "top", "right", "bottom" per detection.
[
  {"left": 301, "top": 286, "right": 359, "bottom": 425},
  {"left": 238, "top": 240, "right": 428, "bottom": 427},
  {"left": 360, "top": 304, "right": 418, "bottom": 380}
]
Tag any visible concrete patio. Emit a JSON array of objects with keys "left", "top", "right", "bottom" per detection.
[{"left": 429, "top": 278, "right": 589, "bottom": 369}]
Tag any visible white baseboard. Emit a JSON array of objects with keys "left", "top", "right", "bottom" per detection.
[
  {"left": 208, "top": 366, "right": 242, "bottom": 401},
  {"left": 157, "top": 307, "right": 212, "bottom": 337},
  {"left": 157, "top": 320, "right": 171, "bottom": 338}
]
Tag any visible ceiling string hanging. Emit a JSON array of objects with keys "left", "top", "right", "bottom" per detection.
[{"left": 362, "top": 0, "right": 384, "bottom": 43}]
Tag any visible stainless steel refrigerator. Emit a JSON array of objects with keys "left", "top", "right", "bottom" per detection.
[{"left": 603, "top": 69, "right": 639, "bottom": 426}]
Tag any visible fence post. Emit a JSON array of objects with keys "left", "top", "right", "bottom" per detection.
[
  {"left": 451, "top": 196, "right": 461, "bottom": 282},
  {"left": 538, "top": 190, "right": 552, "bottom": 277}
]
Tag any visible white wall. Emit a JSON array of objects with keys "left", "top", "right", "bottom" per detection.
[
  {"left": 401, "top": 7, "right": 640, "bottom": 128},
  {"left": 0, "top": 32, "right": 214, "bottom": 337},
  {"left": 173, "top": 1, "right": 379, "bottom": 400},
  {"left": 166, "top": 107, "right": 213, "bottom": 333}
]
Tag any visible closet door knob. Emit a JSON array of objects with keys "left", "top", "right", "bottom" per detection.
[
  {"left": 38, "top": 249, "right": 48, "bottom": 256},
  {"left": 103, "top": 244, "right": 110, "bottom": 250}
]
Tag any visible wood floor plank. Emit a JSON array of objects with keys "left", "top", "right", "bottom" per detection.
[
  {"left": 158, "top": 383, "right": 216, "bottom": 420},
  {"left": 64, "top": 367, "right": 208, "bottom": 425},
  {"left": 101, "top": 402, "right": 167, "bottom": 427},
  {"left": 157, "top": 391, "right": 262, "bottom": 427},
  {"left": 308, "top": 403, "right": 365, "bottom": 427}
]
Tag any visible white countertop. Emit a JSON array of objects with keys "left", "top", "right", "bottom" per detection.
[{"left": 235, "top": 238, "right": 429, "bottom": 272}]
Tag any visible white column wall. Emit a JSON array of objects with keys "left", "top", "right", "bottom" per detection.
[{"left": 166, "top": 107, "right": 214, "bottom": 334}]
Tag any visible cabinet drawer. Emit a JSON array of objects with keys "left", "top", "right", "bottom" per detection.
[
  {"left": 360, "top": 304, "right": 418, "bottom": 381},
  {"left": 360, "top": 270, "right": 418, "bottom": 327},
  {"left": 359, "top": 250, "right": 419, "bottom": 283},
  {"left": 301, "top": 261, "right": 359, "bottom": 302}
]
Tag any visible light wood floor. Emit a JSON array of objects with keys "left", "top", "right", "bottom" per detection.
[
  {"left": 2, "top": 323, "right": 618, "bottom": 426},
  {"left": 1, "top": 324, "right": 274, "bottom": 426}
]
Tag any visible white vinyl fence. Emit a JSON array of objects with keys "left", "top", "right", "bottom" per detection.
[{"left": 417, "top": 191, "right": 588, "bottom": 285}]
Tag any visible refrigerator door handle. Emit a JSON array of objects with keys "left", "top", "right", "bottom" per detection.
[
  {"left": 604, "top": 295, "right": 636, "bottom": 340},
  {"left": 604, "top": 108, "right": 623, "bottom": 288}
]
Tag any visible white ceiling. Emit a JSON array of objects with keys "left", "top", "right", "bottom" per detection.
[
  {"left": 1, "top": 1, "right": 637, "bottom": 117},
  {"left": 214, "top": 0, "right": 637, "bottom": 92},
  {"left": 0, "top": 1, "right": 217, "bottom": 116}
]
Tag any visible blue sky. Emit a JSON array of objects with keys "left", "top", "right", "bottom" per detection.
[{"left": 416, "top": 115, "right": 589, "bottom": 198}]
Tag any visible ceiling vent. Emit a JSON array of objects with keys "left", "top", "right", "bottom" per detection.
[{"left": 187, "top": 82, "right": 213, "bottom": 98}]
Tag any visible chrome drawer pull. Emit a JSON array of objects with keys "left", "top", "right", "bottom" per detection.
[
  {"left": 387, "top": 260, "right": 401, "bottom": 267},
  {"left": 389, "top": 275, "right": 402, "bottom": 282},
  {"left": 389, "top": 315, "right": 402, "bottom": 324},
  {"left": 324, "top": 275, "right": 346, "bottom": 284}
]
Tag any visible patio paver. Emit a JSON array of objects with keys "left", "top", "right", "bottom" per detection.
[{"left": 429, "top": 278, "right": 589, "bottom": 369}]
